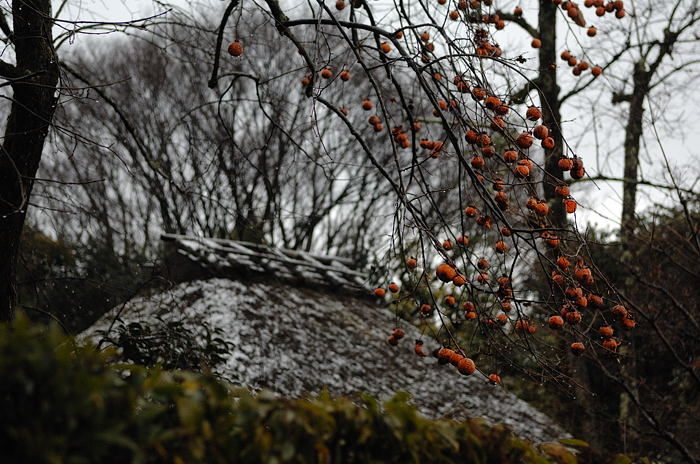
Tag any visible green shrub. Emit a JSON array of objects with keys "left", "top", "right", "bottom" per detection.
[
  {"left": 1, "top": 314, "right": 634, "bottom": 464},
  {"left": 97, "top": 316, "right": 233, "bottom": 371}
]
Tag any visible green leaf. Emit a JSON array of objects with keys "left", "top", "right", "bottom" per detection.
[
  {"left": 558, "top": 438, "right": 590, "bottom": 448},
  {"left": 540, "top": 443, "right": 578, "bottom": 464}
]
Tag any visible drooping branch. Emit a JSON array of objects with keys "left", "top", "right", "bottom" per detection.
[{"left": 207, "top": 0, "right": 240, "bottom": 89}]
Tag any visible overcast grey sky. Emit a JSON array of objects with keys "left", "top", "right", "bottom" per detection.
[{"left": 53, "top": 0, "right": 172, "bottom": 22}]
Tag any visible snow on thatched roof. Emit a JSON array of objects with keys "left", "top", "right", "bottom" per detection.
[
  {"left": 160, "top": 233, "right": 367, "bottom": 292},
  {"left": 84, "top": 235, "right": 567, "bottom": 443}
]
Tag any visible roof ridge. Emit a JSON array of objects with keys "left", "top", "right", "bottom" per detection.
[{"left": 161, "top": 234, "right": 369, "bottom": 292}]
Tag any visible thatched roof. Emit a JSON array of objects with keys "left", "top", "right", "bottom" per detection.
[{"left": 84, "top": 235, "right": 567, "bottom": 443}]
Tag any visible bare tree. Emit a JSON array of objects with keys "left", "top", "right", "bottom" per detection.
[
  {"left": 609, "top": 1, "right": 700, "bottom": 246},
  {"left": 0, "top": 1, "right": 167, "bottom": 321},
  {"left": 42, "top": 18, "right": 397, "bottom": 266}
]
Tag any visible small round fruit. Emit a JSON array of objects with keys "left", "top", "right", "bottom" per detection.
[
  {"left": 533, "top": 125, "right": 549, "bottom": 140},
  {"left": 611, "top": 304, "right": 628, "bottom": 320},
  {"left": 555, "top": 184, "right": 570, "bottom": 198},
  {"left": 227, "top": 41, "right": 244, "bottom": 57},
  {"left": 516, "top": 132, "right": 534, "bottom": 149},
  {"left": 437, "top": 347, "right": 453, "bottom": 362},
  {"left": 566, "top": 310, "right": 582, "bottom": 325},
  {"left": 495, "top": 240, "right": 509, "bottom": 253},
  {"left": 535, "top": 201, "right": 549, "bottom": 217},
  {"left": 558, "top": 157, "right": 574, "bottom": 171},
  {"left": 548, "top": 315, "right": 565, "bottom": 329},
  {"left": 457, "top": 357, "right": 476, "bottom": 375},
  {"left": 551, "top": 271, "right": 565, "bottom": 286},
  {"left": 589, "top": 294, "right": 605, "bottom": 308},
  {"left": 599, "top": 326, "right": 614, "bottom": 337},
  {"left": 514, "top": 164, "right": 530, "bottom": 178},
  {"left": 602, "top": 338, "right": 619, "bottom": 351},
  {"left": 570, "top": 342, "right": 586, "bottom": 355},
  {"left": 503, "top": 149, "right": 518, "bottom": 163},
  {"left": 414, "top": 340, "right": 428, "bottom": 357},
  {"left": 526, "top": 106, "right": 542, "bottom": 121},
  {"left": 436, "top": 263, "right": 458, "bottom": 282}
]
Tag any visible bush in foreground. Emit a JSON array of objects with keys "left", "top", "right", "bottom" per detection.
[{"left": 1, "top": 315, "right": 636, "bottom": 464}]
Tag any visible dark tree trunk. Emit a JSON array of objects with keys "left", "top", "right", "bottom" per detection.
[
  {"left": 616, "top": 62, "right": 651, "bottom": 456},
  {"left": 537, "top": 0, "right": 566, "bottom": 230},
  {"left": 0, "top": 0, "right": 59, "bottom": 322},
  {"left": 536, "top": 0, "right": 602, "bottom": 447},
  {"left": 620, "top": 63, "right": 650, "bottom": 248}
]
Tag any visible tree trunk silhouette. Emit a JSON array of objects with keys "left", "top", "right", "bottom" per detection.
[
  {"left": 537, "top": 0, "right": 567, "bottom": 230},
  {"left": 619, "top": 63, "right": 650, "bottom": 248},
  {"left": 536, "top": 0, "right": 600, "bottom": 446},
  {"left": 0, "top": 1, "right": 59, "bottom": 321}
]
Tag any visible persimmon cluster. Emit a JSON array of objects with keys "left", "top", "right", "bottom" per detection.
[
  {"left": 357, "top": 0, "right": 632, "bottom": 382},
  {"left": 225, "top": 0, "right": 632, "bottom": 386}
]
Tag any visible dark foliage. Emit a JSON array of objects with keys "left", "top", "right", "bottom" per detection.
[{"left": 1, "top": 314, "right": 636, "bottom": 464}]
